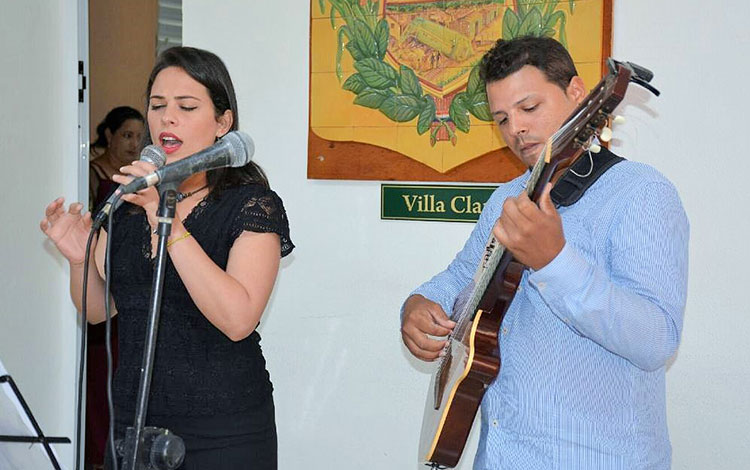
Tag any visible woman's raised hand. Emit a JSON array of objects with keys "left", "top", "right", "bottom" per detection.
[
  {"left": 40, "top": 197, "right": 94, "bottom": 266},
  {"left": 112, "top": 160, "right": 160, "bottom": 231}
]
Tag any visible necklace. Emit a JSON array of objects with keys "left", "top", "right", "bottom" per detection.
[{"left": 176, "top": 185, "right": 208, "bottom": 202}]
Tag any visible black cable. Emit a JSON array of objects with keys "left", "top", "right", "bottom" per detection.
[
  {"left": 105, "top": 195, "right": 120, "bottom": 470},
  {"left": 76, "top": 226, "right": 98, "bottom": 470}
]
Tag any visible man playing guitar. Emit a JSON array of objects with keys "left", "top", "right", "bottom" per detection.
[{"left": 401, "top": 37, "right": 689, "bottom": 469}]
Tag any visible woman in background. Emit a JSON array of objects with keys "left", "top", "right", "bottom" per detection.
[
  {"left": 89, "top": 106, "right": 145, "bottom": 211},
  {"left": 41, "top": 47, "right": 293, "bottom": 469}
]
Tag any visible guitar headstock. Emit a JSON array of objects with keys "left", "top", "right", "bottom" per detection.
[{"left": 543, "top": 59, "right": 659, "bottom": 165}]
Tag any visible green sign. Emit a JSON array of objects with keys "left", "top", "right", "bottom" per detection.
[{"left": 381, "top": 184, "right": 497, "bottom": 223}]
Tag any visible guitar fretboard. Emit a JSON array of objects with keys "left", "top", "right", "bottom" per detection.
[{"left": 451, "top": 150, "right": 545, "bottom": 341}]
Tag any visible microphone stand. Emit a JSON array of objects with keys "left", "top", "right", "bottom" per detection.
[{"left": 118, "top": 182, "right": 185, "bottom": 470}]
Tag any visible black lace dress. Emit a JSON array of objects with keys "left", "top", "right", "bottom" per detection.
[{"left": 104, "top": 183, "right": 293, "bottom": 469}]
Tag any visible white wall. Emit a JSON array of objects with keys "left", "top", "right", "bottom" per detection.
[
  {"left": 611, "top": 2, "right": 750, "bottom": 468},
  {"left": 0, "top": 0, "right": 81, "bottom": 468},
  {"left": 183, "top": 0, "right": 750, "bottom": 468}
]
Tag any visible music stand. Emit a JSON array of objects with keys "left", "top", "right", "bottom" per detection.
[{"left": 0, "top": 361, "right": 71, "bottom": 470}]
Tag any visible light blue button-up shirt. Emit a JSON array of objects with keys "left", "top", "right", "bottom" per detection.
[{"left": 411, "top": 160, "right": 689, "bottom": 469}]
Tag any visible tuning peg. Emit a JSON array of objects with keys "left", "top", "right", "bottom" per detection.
[
  {"left": 599, "top": 126, "right": 613, "bottom": 142},
  {"left": 612, "top": 115, "right": 626, "bottom": 125},
  {"left": 589, "top": 143, "right": 602, "bottom": 153}
]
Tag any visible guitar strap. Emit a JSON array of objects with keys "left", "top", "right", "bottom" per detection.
[{"left": 550, "top": 146, "right": 624, "bottom": 207}]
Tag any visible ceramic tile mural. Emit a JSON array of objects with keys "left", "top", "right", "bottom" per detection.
[{"left": 309, "top": 0, "right": 611, "bottom": 182}]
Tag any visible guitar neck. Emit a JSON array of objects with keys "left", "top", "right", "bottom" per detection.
[{"left": 452, "top": 151, "right": 551, "bottom": 337}]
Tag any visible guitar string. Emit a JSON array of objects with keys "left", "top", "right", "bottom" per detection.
[{"left": 570, "top": 150, "right": 594, "bottom": 178}]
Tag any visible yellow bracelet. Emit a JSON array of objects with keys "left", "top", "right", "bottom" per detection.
[{"left": 167, "top": 231, "right": 192, "bottom": 248}]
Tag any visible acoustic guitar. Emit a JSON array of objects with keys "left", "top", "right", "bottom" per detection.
[{"left": 418, "top": 59, "right": 660, "bottom": 468}]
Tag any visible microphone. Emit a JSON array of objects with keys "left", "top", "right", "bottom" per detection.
[
  {"left": 91, "top": 145, "right": 167, "bottom": 229},
  {"left": 120, "top": 131, "right": 254, "bottom": 195}
]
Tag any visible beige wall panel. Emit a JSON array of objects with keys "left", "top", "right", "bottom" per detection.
[{"left": 89, "top": 0, "right": 158, "bottom": 140}]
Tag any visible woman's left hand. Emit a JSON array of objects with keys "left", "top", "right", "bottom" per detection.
[{"left": 112, "top": 160, "right": 161, "bottom": 231}]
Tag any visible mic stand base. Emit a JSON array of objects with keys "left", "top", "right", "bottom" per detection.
[{"left": 117, "top": 427, "right": 185, "bottom": 470}]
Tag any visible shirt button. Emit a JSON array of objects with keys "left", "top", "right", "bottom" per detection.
[
  {"left": 517, "top": 286, "right": 523, "bottom": 292},
  {"left": 492, "top": 419, "right": 499, "bottom": 428},
  {"left": 537, "top": 282, "right": 546, "bottom": 290},
  {"left": 501, "top": 327, "right": 508, "bottom": 335}
]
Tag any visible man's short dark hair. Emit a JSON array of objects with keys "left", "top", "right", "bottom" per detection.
[{"left": 479, "top": 36, "right": 578, "bottom": 91}]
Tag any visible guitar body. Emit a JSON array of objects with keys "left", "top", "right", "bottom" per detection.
[{"left": 419, "top": 256, "right": 524, "bottom": 468}]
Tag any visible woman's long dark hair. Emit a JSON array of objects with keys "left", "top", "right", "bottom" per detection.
[
  {"left": 92, "top": 106, "right": 144, "bottom": 150},
  {"left": 144, "top": 46, "right": 269, "bottom": 191}
]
